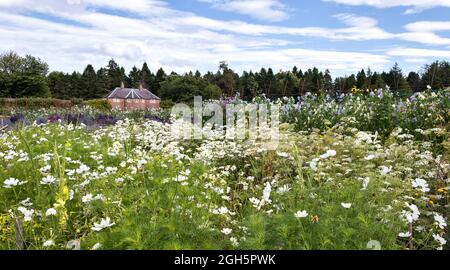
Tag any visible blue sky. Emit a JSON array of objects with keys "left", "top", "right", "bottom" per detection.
[{"left": 0, "top": 0, "right": 450, "bottom": 77}]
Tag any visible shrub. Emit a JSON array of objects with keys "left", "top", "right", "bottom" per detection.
[
  {"left": 0, "top": 98, "right": 73, "bottom": 109},
  {"left": 160, "top": 99, "right": 175, "bottom": 110},
  {"left": 84, "top": 99, "right": 112, "bottom": 111}
]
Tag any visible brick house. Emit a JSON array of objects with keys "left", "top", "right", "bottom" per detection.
[{"left": 107, "top": 83, "right": 161, "bottom": 110}]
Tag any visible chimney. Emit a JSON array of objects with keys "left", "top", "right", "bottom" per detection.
[
  {"left": 120, "top": 81, "right": 125, "bottom": 88},
  {"left": 139, "top": 82, "right": 143, "bottom": 90}
]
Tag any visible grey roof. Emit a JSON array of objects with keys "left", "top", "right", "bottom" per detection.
[{"left": 107, "top": 88, "right": 160, "bottom": 100}]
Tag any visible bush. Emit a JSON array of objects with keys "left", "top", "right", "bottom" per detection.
[
  {"left": 160, "top": 99, "right": 175, "bottom": 110},
  {"left": 84, "top": 99, "right": 112, "bottom": 111},
  {"left": 0, "top": 98, "right": 73, "bottom": 109}
]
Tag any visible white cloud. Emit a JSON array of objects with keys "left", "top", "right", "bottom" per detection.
[
  {"left": 0, "top": 0, "right": 26, "bottom": 6},
  {"left": 404, "top": 58, "right": 427, "bottom": 63},
  {"left": 398, "top": 21, "right": 450, "bottom": 46},
  {"left": 398, "top": 31, "right": 450, "bottom": 46},
  {"left": 0, "top": 0, "right": 448, "bottom": 77},
  {"left": 387, "top": 47, "right": 450, "bottom": 58},
  {"left": 323, "top": 0, "right": 450, "bottom": 14},
  {"left": 0, "top": 7, "right": 392, "bottom": 76},
  {"left": 179, "top": 13, "right": 394, "bottom": 41},
  {"left": 199, "top": 0, "right": 289, "bottom": 22},
  {"left": 405, "top": 21, "right": 450, "bottom": 32}
]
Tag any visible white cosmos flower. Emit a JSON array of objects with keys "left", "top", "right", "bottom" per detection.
[
  {"left": 20, "top": 198, "right": 33, "bottom": 207},
  {"left": 398, "top": 232, "right": 412, "bottom": 238},
  {"left": 82, "top": 194, "right": 94, "bottom": 203},
  {"left": 341, "top": 203, "right": 352, "bottom": 209},
  {"left": 364, "top": 154, "right": 376, "bottom": 160},
  {"left": 434, "top": 213, "right": 447, "bottom": 229},
  {"left": 262, "top": 182, "right": 272, "bottom": 202},
  {"left": 66, "top": 239, "right": 81, "bottom": 250},
  {"left": 91, "top": 243, "right": 103, "bottom": 250},
  {"left": 294, "top": 210, "right": 309, "bottom": 218},
  {"left": 76, "top": 164, "right": 90, "bottom": 174},
  {"left": 45, "top": 208, "right": 57, "bottom": 216},
  {"left": 277, "top": 152, "right": 289, "bottom": 158},
  {"left": 17, "top": 206, "right": 34, "bottom": 222},
  {"left": 40, "top": 175, "right": 57, "bottom": 185},
  {"left": 221, "top": 228, "right": 232, "bottom": 235},
  {"left": 43, "top": 240, "right": 55, "bottom": 247},
  {"left": 361, "top": 177, "right": 370, "bottom": 191},
  {"left": 320, "top": 150, "right": 337, "bottom": 159},
  {"left": 433, "top": 234, "right": 447, "bottom": 246},
  {"left": 401, "top": 203, "right": 420, "bottom": 223},
  {"left": 174, "top": 175, "right": 188, "bottom": 182},
  {"left": 276, "top": 184, "right": 291, "bottom": 195},
  {"left": 379, "top": 166, "right": 392, "bottom": 176},
  {"left": 230, "top": 237, "right": 239, "bottom": 247},
  {"left": 411, "top": 178, "right": 430, "bottom": 193},
  {"left": 115, "top": 177, "right": 125, "bottom": 183},
  {"left": 3, "top": 178, "right": 27, "bottom": 188},
  {"left": 82, "top": 193, "right": 104, "bottom": 203},
  {"left": 212, "top": 206, "right": 235, "bottom": 216},
  {"left": 92, "top": 217, "right": 115, "bottom": 232},
  {"left": 40, "top": 165, "right": 51, "bottom": 174},
  {"left": 309, "top": 158, "right": 320, "bottom": 171}
]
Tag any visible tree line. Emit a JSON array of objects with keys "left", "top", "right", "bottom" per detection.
[{"left": 1, "top": 51, "right": 450, "bottom": 103}]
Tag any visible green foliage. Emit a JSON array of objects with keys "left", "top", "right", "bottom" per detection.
[
  {"left": 0, "top": 73, "right": 50, "bottom": 98},
  {"left": 282, "top": 89, "right": 450, "bottom": 141},
  {"left": 0, "top": 99, "right": 448, "bottom": 250},
  {"left": 159, "top": 74, "right": 222, "bottom": 103},
  {"left": 2, "top": 50, "right": 449, "bottom": 102},
  {"left": 84, "top": 99, "right": 112, "bottom": 111},
  {"left": 0, "top": 98, "right": 72, "bottom": 109},
  {"left": 160, "top": 99, "right": 175, "bottom": 110}
]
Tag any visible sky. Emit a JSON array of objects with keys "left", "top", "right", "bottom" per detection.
[{"left": 1, "top": 0, "right": 450, "bottom": 77}]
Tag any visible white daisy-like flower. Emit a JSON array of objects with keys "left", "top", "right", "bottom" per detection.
[
  {"left": 276, "top": 152, "right": 289, "bottom": 158},
  {"left": 40, "top": 175, "right": 56, "bottom": 185},
  {"left": 433, "top": 234, "right": 447, "bottom": 246},
  {"left": 401, "top": 203, "right": 420, "bottom": 223},
  {"left": 294, "top": 210, "right": 309, "bottom": 218},
  {"left": 361, "top": 177, "right": 370, "bottom": 191},
  {"left": 398, "top": 232, "right": 412, "bottom": 238},
  {"left": 412, "top": 178, "right": 430, "bottom": 193},
  {"left": 276, "top": 184, "right": 291, "bottom": 195},
  {"left": 91, "top": 243, "right": 103, "bottom": 250},
  {"left": 320, "top": 150, "right": 336, "bottom": 159},
  {"left": 341, "top": 203, "right": 352, "bottom": 209},
  {"left": 76, "top": 164, "right": 90, "bottom": 175},
  {"left": 434, "top": 213, "right": 447, "bottom": 229},
  {"left": 45, "top": 208, "right": 57, "bottom": 216},
  {"left": 20, "top": 198, "right": 33, "bottom": 207},
  {"left": 309, "top": 158, "right": 319, "bottom": 171},
  {"left": 3, "top": 178, "right": 27, "bottom": 188},
  {"left": 17, "top": 206, "right": 34, "bottom": 222},
  {"left": 92, "top": 217, "right": 115, "bottom": 232},
  {"left": 43, "top": 240, "right": 55, "bottom": 247},
  {"left": 82, "top": 194, "right": 94, "bottom": 203},
  {"left": 221, "top": 228, "right": 232, "bottom": 235},
  {"left": 66, "top": 239, "right": 81, "bottom": 250},
  {"left": 379, "top": 166, "right": 392, "bottom": 176},
  {"left": 262, "top": 182, "right": 272, "bottom": 202}
]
